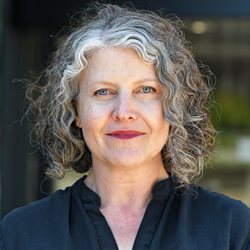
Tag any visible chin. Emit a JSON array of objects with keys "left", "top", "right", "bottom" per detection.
[{"left": 108, "top": 154, "right": 147, "bottom": 168}]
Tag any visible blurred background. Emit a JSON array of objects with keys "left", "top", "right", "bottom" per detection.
[{"left": 1, "top": 0, "right": 250, "bottom": 218}]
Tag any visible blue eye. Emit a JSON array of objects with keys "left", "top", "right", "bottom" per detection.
[
  {"left": 141, "top": 86, "right": 155, "bottom": 93},
  {"left": 94, "top": 89, "right": 110, "bottom": 96}
]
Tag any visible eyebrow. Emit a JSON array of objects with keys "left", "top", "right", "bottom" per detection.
[{"left": 87, "top": 78, "right": 160, "bottom": 86}]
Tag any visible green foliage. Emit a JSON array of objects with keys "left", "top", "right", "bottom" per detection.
[{"left": 211, "top": 88, "right": 250, "bottom": 132}]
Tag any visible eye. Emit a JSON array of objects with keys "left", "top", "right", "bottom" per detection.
[
  {"left": 140, "top": 86, "right": 156, "bottom": 94},
  {"left": 94, "top": 89, "right": 111, "bottom": 96},
  {"left": 92, "top": 88, "right": 116, "bottom": 100}
]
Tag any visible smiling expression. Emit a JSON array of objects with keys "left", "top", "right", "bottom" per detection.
[{"left": 75, "top": 47, "right": 170, "bottom": 169}]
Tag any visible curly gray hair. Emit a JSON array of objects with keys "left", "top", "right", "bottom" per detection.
[{"left": 26, "top": 4, "right": 215, "bottom": 186}]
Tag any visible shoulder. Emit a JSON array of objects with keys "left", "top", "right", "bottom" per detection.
[
  {"left": 0, "top": 186, "right": 73, "bottom": 249},
  {"left": 192, "top": 185, "right": 250, "bottom": 217},
  {"left": 1, "top": 186, "right": 72, "bottom": 224},
  {"left": 175, "top": 184, "right": 250, "bottom": 248},
  {"left": 179, "top": 184, "right": 250, "bottom": 222}
]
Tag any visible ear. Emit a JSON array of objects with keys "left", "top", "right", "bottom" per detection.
[{"left": 75, "top": 116, "right": 82, "bottom": 128}]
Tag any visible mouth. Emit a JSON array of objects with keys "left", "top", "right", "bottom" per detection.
[{"left": 106, "top": 130, "right": 145, "bottom": 139}]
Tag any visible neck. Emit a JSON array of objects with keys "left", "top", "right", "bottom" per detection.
[{"left": 84, "top": 159, "right": 168, "bottom": 209}]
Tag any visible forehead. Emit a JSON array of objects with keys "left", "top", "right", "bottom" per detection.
[{"left": 79, "top": 47, "right": 157, "bottom": 85}]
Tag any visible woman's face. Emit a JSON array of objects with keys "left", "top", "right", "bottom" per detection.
[{"left": 76, "top": 47, "right": 170, "bottom": 169}]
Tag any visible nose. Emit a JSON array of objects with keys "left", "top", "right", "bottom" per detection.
[{"left": 111, "top": 92, "right": 137, "bottom": 121}]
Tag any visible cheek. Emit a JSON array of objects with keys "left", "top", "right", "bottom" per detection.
[
  {"left": 143, "top": 101, "right": 165, "bottom": 122},
  {"left": 80, "top": 104, "right": 107, "bottom": 132},
  {"left": 148, "top": 103, "right": 170, "bottom": 136}
]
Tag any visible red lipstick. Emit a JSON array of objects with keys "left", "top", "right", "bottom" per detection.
[{"left": 107, "top": 130, "right": 145, "bottom": 139}]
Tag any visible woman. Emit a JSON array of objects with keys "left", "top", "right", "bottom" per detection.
[{"left": 1, "top": 4, "right": 249, "bottom": 250}]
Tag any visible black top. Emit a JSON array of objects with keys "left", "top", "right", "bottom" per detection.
[{"left": 1, "top": 176, "right": 250, "bottom": 250}]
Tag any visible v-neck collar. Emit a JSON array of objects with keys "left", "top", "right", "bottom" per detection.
[{"left": 72, "top": 176, "right": 174, "bottom": 249}]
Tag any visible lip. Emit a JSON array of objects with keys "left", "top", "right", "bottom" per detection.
[{"left": 106, "top": 130, "right": 145, "bottom": 139}]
